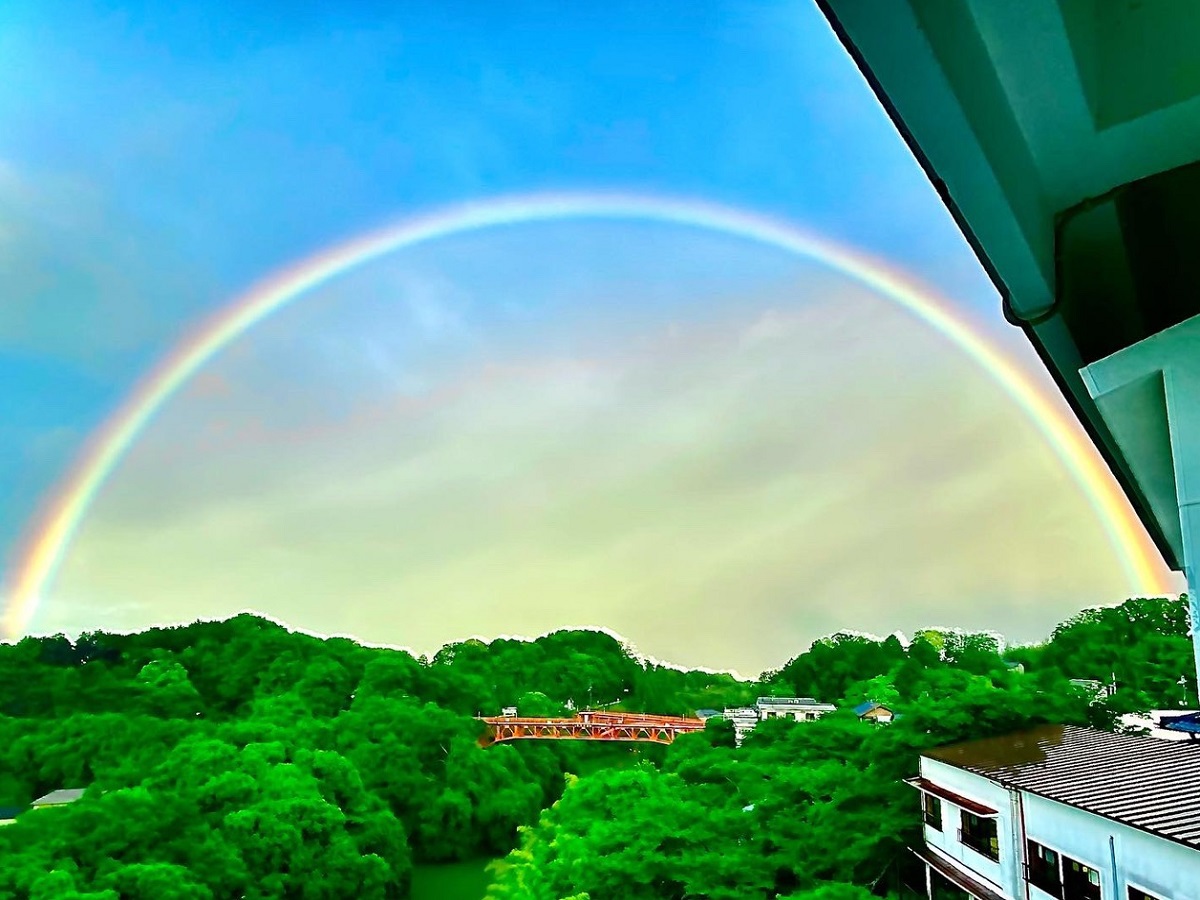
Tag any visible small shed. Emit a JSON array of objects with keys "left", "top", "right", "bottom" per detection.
[{"left": 853, "top": 701, "right": 895, "bottom": 724}]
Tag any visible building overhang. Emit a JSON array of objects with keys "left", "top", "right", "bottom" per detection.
[
  {"left": 816, "top": 0, "right": 1200, "bottom": 571},
  {"left": 905, "top": 777, "right": 999, "bottom": 818},
  {"left": 911, "top": 845, "right": 1006, "bottom": 900}
]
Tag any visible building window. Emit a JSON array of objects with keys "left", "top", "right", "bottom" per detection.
[
  {"left": 959, "top": 810, "right": 999, "bottom": 861},
  {"left": 922, "top": 793, "right": 942, "bottom": 830},
  {"left": 1062, "top": 855, "right": 1101, "bottom": 900},
  {"left": 1128, "top": 889, "right": 1163, "bottom": 900},
  {"left": 1027, "top": 840, "right": 1062, "bottom": 898}
]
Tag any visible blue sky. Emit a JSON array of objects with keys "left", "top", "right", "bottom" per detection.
[{"left": 0, "top": 1, "right": 1148, "bottom": 671}]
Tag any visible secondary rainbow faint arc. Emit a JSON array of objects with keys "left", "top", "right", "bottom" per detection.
[{"left": 1, "top": 191, "right": 1171, "bottom": 639}]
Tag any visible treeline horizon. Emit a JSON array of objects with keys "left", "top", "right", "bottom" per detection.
[
  {"left": 8, "top": 590, "right": 1186, "bottom": 687},
  {"left": 0, "top": 594, "right": 1191, "bottom": 899}
]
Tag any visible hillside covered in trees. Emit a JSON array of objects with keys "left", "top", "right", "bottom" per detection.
[{"left": 0, "top": 596, "right": 1191, "bottom": 899}]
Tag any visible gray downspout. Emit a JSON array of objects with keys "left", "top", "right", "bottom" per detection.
[
  {"left": 1109, "top": 835, "right": 1119, "bottom": 899},
  {"left": 1014, "top": 789, "right": 1030, "bottom": 900}
]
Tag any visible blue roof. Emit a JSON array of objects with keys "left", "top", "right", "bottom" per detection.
[
  {"left": 854, "top": 701, "right": 885, "bottom": 716},
  {"left": 1163, "top": 713, "right": 1200, "bottom": 734}
]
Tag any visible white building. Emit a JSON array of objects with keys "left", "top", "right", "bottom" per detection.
[
  {"left": 909, "top": 725, "right": 1200, "bottom": 900},
  {"left": 722, "top": 707, "right": 760, "bottom": 745},
  {"left": 715, "top": 697, "right": 837, "bottom": 745},
  {"left": 30, "top": 789, "right": 85, "bottom": 809},
  {"left": 754, "top": 697, "right": 836, "bottom": 722}
]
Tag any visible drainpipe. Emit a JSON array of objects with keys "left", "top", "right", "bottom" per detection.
[
  {"left": 1013, "top": 788, "right": 1031, "bottom": 900},
  {"left": 1109, "top": 836, "right": 1119, "bottom": 899}
]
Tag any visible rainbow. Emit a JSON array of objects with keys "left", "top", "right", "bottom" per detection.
[{"left": 1, "top": 191, "right": 1172, "bottom": 639}]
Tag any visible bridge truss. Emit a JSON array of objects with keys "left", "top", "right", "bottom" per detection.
[{"left": 478, "top": 711, "right": 707, "bottom": 746}]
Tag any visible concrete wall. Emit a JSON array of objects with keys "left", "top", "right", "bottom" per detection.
[
  {"left": 919, "top": 757, "right": 1200, "bottom": 900},
  {"left": 1023, "top": 791, "right": 1200, "bottom": 900},
  {"left": 920, "top": 758, "right": 1019, "bottom": 899}
]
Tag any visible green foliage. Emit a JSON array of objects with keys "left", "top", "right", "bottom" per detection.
[
  {"left": 780, "top": 886, "right": 879, "bottom": 900},
  {"left": 0, "top": 594, "right": 1189, "bottom": 898},
  {"left": 1011, "top": 596, "right": 1195, "bottom": 708},
  {"left": 490, "top": 597, "right": 1181, "bottom": 899},
  {"left": 491, "top": 670, "right": 1102, "bottom": 899}
]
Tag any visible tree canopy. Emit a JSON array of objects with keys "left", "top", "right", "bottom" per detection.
[{"left": 0, "top": 594, "right": 1188, "bottom": 897}]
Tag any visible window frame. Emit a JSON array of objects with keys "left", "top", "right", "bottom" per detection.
[
  {"left": 1127, "top": 886, "right": 1164, "bottom": 900},
  {"left": 959, "top": 809, "right": 1000, "bottom": 862},
  {"left": 1027, "top": 838, "right": 1062, "bottom": 899},
  {"left": 1023, "top": 837, "right": 1104, "bottom": 900},
  {"left": 1060, "top": 852, "right": 1102, "bottom": 900},
  {"left": 923, "top": 792, "right": 943, "bottom": 831}
]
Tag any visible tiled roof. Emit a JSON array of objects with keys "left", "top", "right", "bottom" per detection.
[{"left": 927, "top": 725, "right": 1200, "bottom": 848}]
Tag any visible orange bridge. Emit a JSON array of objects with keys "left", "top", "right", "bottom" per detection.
[{"left": 478, "top": 711, "right": 707, "bottom": 746}]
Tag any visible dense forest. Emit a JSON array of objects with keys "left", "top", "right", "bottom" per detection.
[{"left": 0, "top": 596, "right": 1191, "bottom": 899}]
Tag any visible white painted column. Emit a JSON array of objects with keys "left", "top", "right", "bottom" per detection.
[
  {"left": 1163, "top": 360, "right": 1200, "bottom": 694},
  {"left": 1081, "top": 315, "right": 1200, "bottom": 690}
]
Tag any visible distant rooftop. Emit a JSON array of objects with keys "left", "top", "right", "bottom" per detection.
[
  {"left": 1163, "top": 712, "right": 1200, "bottom": 735},
  {"left": 853, "top": 701, "right": 888, "bottom": 716},
  {"left": 0, "top": 806, "right": 23, "bottom": 820},
  {"left": 724, "top": 707, "right": 759, "bottom": 718},
  {"left": 927, "top": 725, "right": 1200, "bottom": 848},
  {"left": 755, "top": 697, "right": 832, "bottom": 706},
  {"left": 31, "top": 789, "right": 85, "bottom": 807}
]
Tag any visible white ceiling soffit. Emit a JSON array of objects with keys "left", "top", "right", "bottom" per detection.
[{"left": 824, "top": 0, "right": 1200, "bottom": 323}]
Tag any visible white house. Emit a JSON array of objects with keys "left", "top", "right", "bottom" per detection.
[
  {"left": 909, "top": 725, "right": 1200, "bottom": 900},
  {"left": 853, "top": 701, "right": 896, "bottom": 724}
]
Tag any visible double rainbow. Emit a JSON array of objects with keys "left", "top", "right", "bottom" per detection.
[{"left": 1, "top": 192, "right": 1171, "bottom": 639}]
